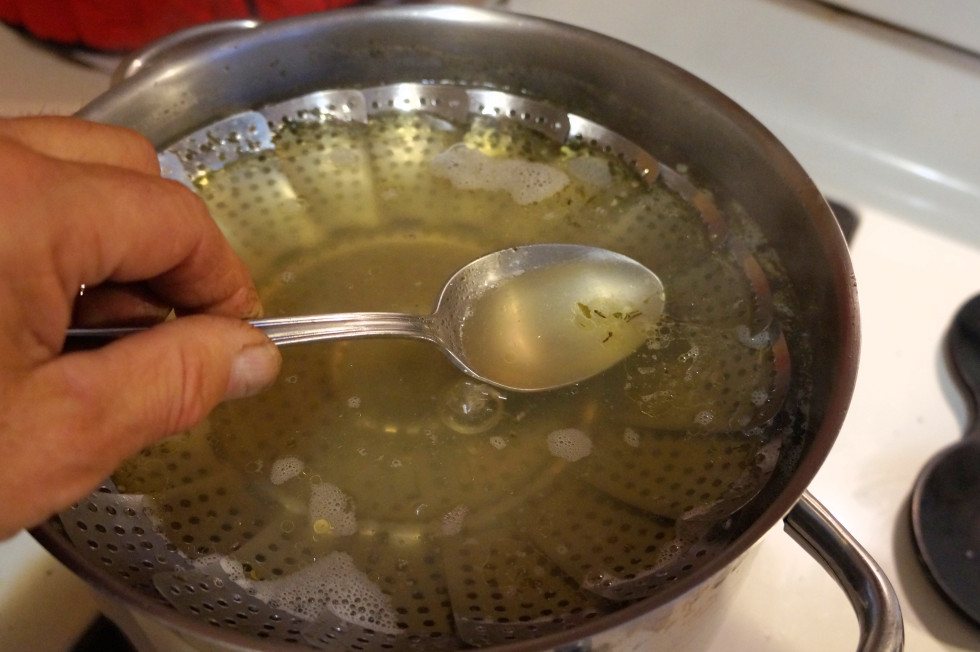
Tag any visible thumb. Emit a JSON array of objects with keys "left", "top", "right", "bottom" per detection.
[
  {"left": 0, "top": 316, "right": 281, "bottom": 535},
  {"left": 60, "top": 315, "right": 283, "bottom": 447}
]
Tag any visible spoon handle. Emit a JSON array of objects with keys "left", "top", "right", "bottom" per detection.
[
  {"left": 949, "top": 294, "right": 980, "bottom": 437},
  {"left": 66, "top": 312, "right": 437, "bottom": 347},
  {"left": 250, "top": 313, "right": 435, "bottom": 345}
]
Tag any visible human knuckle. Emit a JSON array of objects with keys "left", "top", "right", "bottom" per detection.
[
  {"left": 171, "top": 347, "right": 216, "bottom": 432},
  {"left": 106, "top": 125, "right": 160, "bottom": 173}
]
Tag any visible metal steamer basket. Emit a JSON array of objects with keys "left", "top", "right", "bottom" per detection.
[{"left": 33, "top": 7, "right": 902, "bottom": 652}]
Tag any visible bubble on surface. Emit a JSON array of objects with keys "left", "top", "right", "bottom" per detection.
[
  {"left": 189, "top": 552, "right": 224, "bottom": 575},
  {"left": 489, "top": 435, "right": 508, "bottom": 450},
  {"left": 215, "top": 556, "right": 244, "bottom": 582},
  {"left": 268, "top": 552, "right": 398, "bottom": 631},
  {"left": 217, "top": 552, "right": 399, "bottom": 633},
  {"left": 547, "top": 428, "right": 593, "bottom": 462},
  {"left": 623, "top": 427, "right": 641, "bottom": 448},
  {"left": 735, "top": 324, "right": 771, "bottom": 349},
  {"left": 347, "top": 396, "right": 362, "bottom": 409},
  {"left": 429, "top": 142, "right": 569, "bottom": 205},
  {"left": 694, "top": 410, "right": 715, "bottom": 426},
  {"left": 309, "top": 482, "right": 357, "bottom": 536},
  {"left": 566, "top": 155, "right": 613, "bottom": 188},
  {"left": 440, "top": 505, "right": 468, "bottom": 536},
  {"left": 678, "top": 344, "right": 701, "bottom": 363},
  {"left": 270, "top": 456, "right": 304, "bottom": 485},
  {"left": 440, "top": 380, "right": 505, "bottom": 434}
]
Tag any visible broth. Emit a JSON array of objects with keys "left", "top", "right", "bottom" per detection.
[{"left": 113, "top": 108, "right": 802, "bottom": 645}]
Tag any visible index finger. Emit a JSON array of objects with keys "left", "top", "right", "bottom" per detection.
[
  {"left": 0, "top": 116, "right": 160, "bottom": 173},
  {"left": 1, "top": 138, "right": 261, "bottom": 322}
]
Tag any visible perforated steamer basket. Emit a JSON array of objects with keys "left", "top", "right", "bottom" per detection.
[{"left": 33, "top": 6, "right": 903, "bottom": 652}]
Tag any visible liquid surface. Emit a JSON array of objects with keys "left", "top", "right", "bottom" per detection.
[
  {"left": 460, "top": 254, "right": 665, "bottom": 390},
  {"left": 112, "top": 108, "right": 803, "bottom": 648}
]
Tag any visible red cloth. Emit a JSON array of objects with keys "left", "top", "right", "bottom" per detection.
[{"left": 0, "top": 0, "right": 359, "bottom": 51}]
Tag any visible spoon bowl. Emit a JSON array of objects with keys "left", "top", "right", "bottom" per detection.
[
  {"left": 910, "top": 293, "right": 980, "bottom": 624},
  {"left": 69, "top": 244, "right": 665, "bottom": 392}
]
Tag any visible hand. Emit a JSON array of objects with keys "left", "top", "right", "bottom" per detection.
[{"left": 0, "top": 116, "right": 282, "bottom": 539}]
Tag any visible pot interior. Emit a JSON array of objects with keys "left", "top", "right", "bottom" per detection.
[{"left": 37, "top": 7, "right": 858, "bottom": 652}]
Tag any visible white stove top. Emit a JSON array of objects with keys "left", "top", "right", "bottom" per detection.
[
  {"left": 1, "top": 1, "right": 979, "bottom": 650},
  {"left": 822, "top": 0, "right": 980, "bottom": 57}
]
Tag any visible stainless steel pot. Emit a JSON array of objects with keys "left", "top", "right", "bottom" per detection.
[{"left": 33, "top": 6, "right": 902, "bottom": 651}]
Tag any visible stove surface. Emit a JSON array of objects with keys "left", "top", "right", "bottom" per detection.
[{"left": 1, "top": 1, "right": 979, "bottom": 650}]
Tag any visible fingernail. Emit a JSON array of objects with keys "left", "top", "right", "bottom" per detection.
[{"left": 225, "top": 340, "right": 281, "bottom": 400}]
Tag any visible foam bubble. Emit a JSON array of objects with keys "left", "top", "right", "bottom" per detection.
[
  {"left": 694, "top": 410, "right": 714, "bottom": 426},
  {"left": 209, "top": 557, "right": 259, "bottom": 595},
  {"left": 623, "top": 427, "right": 640, "bottom": 448},
  {"left": 441, "top": 505, "right": 469, "bottom": 536},
  {"left": 429, "top": 143, "right": 570, "bottom": 205},
  {"left": 219, "top": 552, "right": 399, "bottom": 633},
  {"left": 347, "top": 396, "right": 361, "bottom": 409},
  {"left": 272, "top": 553, "right": 398, "bottom": 632},
  {"left": 566, "top": 155, "right": 613, "bottom": 188},
  {"left": 547, "top": 428, "right": 593, "bottom": 462},
  {"left": 309, "top": 482, "right": 357, "bottom": 536},
  {"left": 187, "top": 552, "right": 226, "bottom": 577},
  {"left": 750, "top": 388, "right": 769, "bottom": 407},
  {"left": 270, "top": 456, "right": 304, "bottom": 485},
  {"left": 678, "top": 345, "right": 700, "bottom": 363},
  {"left": 735, "top": 324, "right": 771, "bottom": 349},
  {"left": 489, "top": 436, "right": 508, "bottom": 450}
]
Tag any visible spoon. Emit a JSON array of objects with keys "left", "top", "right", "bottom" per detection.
[
  {"left": 910, "top": 293, "right": 980, "bottom": 624},
  {"left": 68, "top": 244, "right": 666, "bottom": 392}
]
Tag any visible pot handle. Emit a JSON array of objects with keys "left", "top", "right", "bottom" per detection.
[
  {"left": 784, "top": 491, "right": 904, "bottom": 652},
  {"left": 111, "top": 19, "right": 261, "bottom": 86}
]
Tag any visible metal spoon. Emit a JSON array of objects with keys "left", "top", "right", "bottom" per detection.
[
  {"left": 68, "top": 244, "right": 665, "bottom": 393},
  {"left": 910, "top": 293, "right": 980, "bottom": 624}
]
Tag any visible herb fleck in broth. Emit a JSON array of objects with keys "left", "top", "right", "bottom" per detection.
[{"left": 114, "top": 109, "right": 803, "bottom": 644}]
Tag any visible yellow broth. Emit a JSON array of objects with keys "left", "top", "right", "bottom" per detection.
[{"left": 113, "top": 111, "right": 799, "bottom": 641}]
